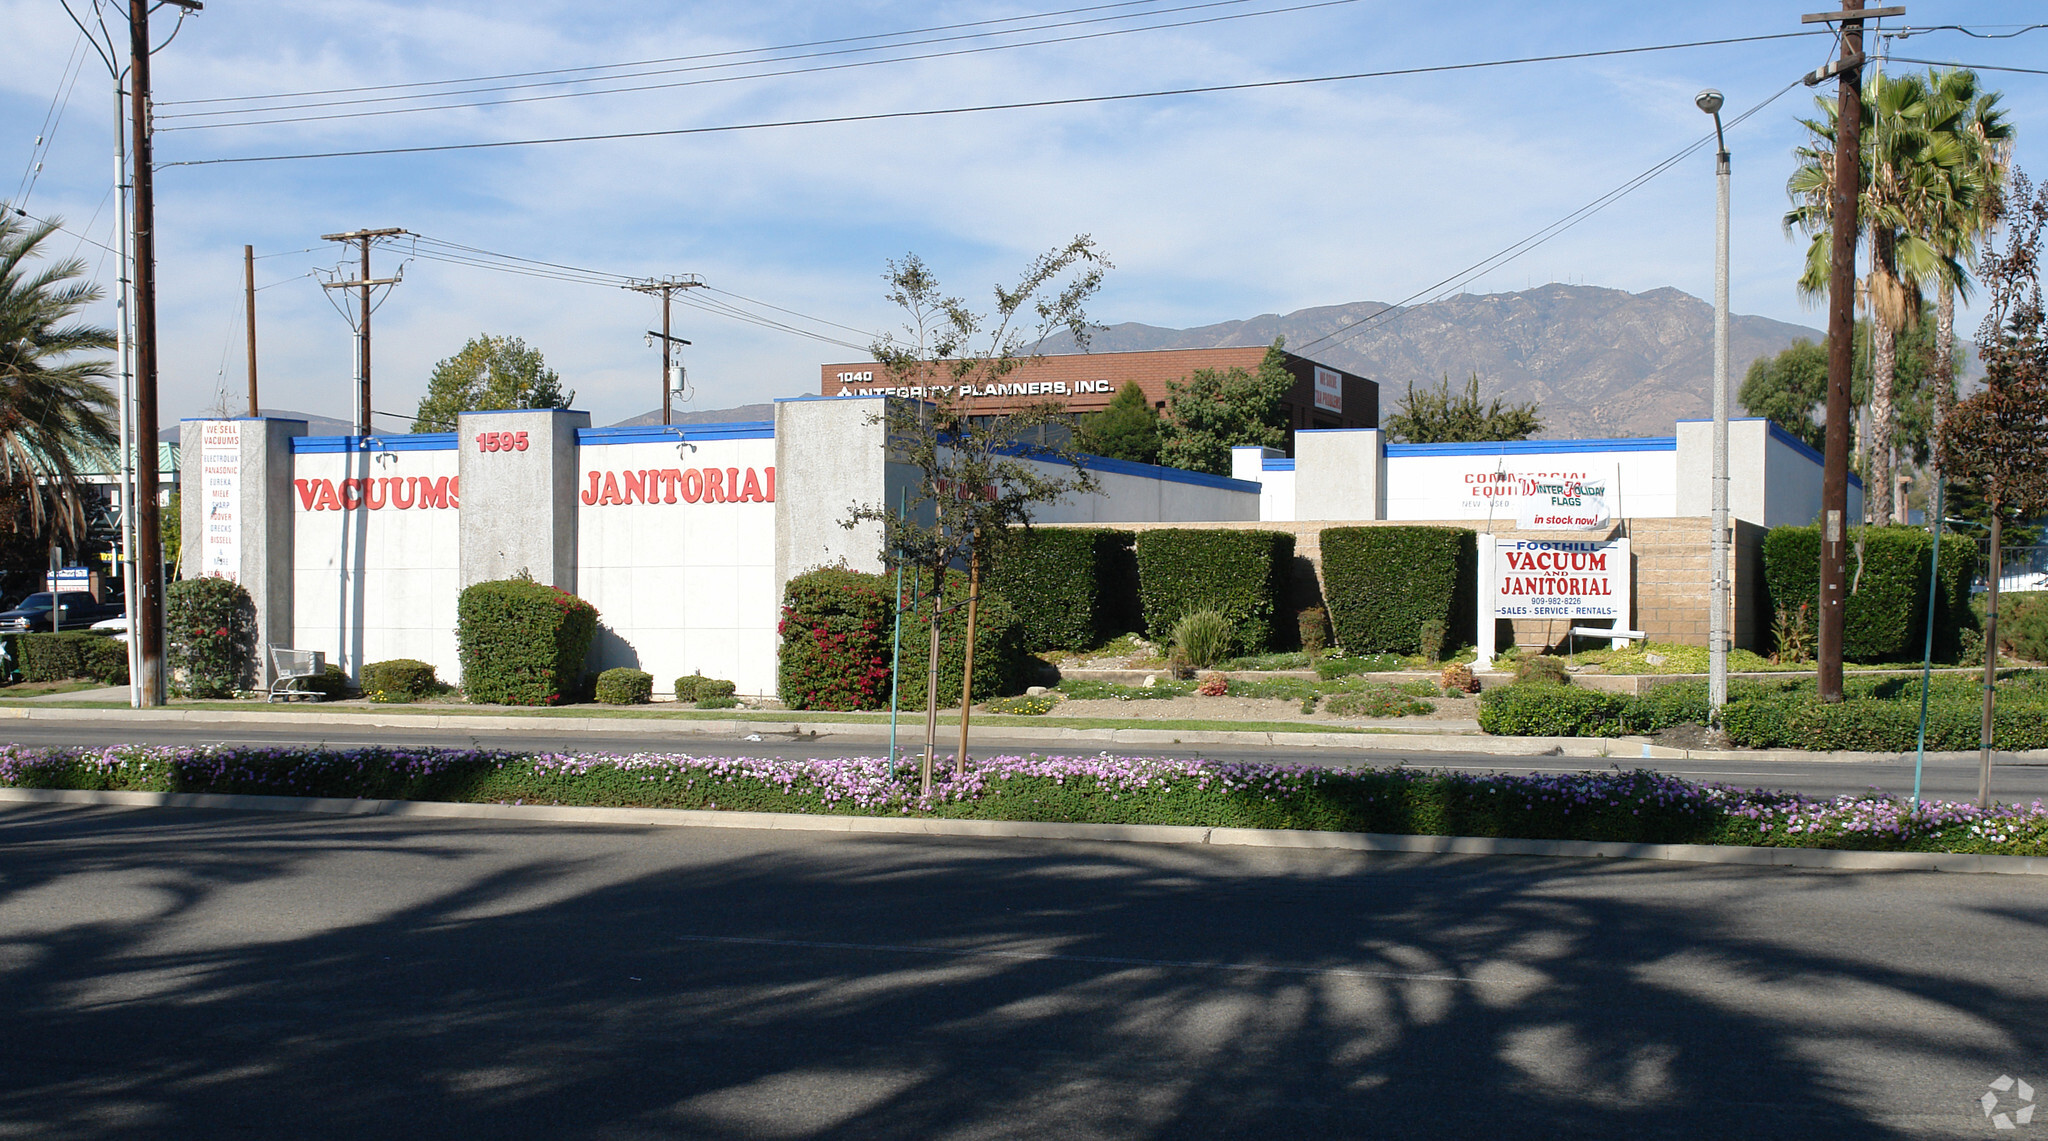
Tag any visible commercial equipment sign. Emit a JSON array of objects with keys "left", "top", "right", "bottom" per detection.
[{"left": 1313, "top": 366, "right": 1342, "bottom": 413}]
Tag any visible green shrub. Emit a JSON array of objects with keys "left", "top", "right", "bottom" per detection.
[
  {"left": 1134, "top": 529, "right": 1294, "bottom": 654},
  {"left": 1298, "top": 608, "right": 1328, "bottom": 656},
  {"left": 20, "top": 632, "right": 103, "bottom": 682},
  {"left": 895, "top": 572, "right": 1029, "bottom": 709},
  {"left": 778, "top": 568, "right": 893, "bottom": 710},
  {"left": 303, "top": 663, "right": 352, "bottom": 700},
  {"left": 697, "top": 694, "right": 740, "bottom": 710},
  {"left": 1478, "top": 685, "right": 1637, "bottom": 737},
  {"left": 595, "top": 667, "right": 654, "bottom": 705},
  {"left": 1996, "top": 591, "right": 2048, "bottom": 663},
  {"left": 1171, "top": 609, "right": 1233, "bottom": 671},
  {"left": 1419, "top": 618, "right": 1447, "bottom": 664},
  {"left": 1320, "top": 526, "right": 1476, "bottom": 655},
  {"left": 1762, "top": 524, "right": 1977, "bottom": 662},
  {"left": 456, "top": 578, "right": 599, "bottom": 706},
  {"left": 83, "top": 635, "right": 128, "bottom": 685},
  {"left": 360, "top": 659, "right": 437, "bottom": 702},
  {"left": 166, "top": 577, "right": 259, "bottom": 697},
  {"left": 985, "top": 528, "right": 1139, "bottom": 651},
  {"left": 1720, "top": 689, "right": 2048, "bottom": 751},
  {"left": 675, "top": 674, "right": 738, "bottom": 702},
  {"left": 1515, "top": 655, "right": 1569, "bottom": 687},
  {"left": 1323, "top": 686, "right": 1433, "bottom": 718}
]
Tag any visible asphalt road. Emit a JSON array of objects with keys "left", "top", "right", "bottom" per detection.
[
  {"left": 2, "top": 717, "right": 2045, "bottom": 803},
  {"left": 0, "top": 805, "right": 2040, "bottom": 1139}
]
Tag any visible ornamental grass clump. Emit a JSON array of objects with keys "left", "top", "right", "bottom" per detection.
[
  {"left": 1171, "top": 609, "right": 1233, "bottom": 671},
  {"left": 6, "top": 744, "right": 2042, "bottom": 856}
]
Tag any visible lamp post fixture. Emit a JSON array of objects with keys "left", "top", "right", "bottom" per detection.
[{"left": 1697, "top": 88, "right": 1732, "bottom": 717}]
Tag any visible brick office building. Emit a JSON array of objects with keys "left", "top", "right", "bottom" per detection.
[{"left": 819, "top": 347, "right": 1378, "bottom": 454}]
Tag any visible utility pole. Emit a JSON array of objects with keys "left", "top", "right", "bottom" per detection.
[
  {"left": 319, "top": 228, "right": 404, "bottom": 435},
  {"left": 1802, "top": 2, "right": 1899, "bottom": 702},
  {"left": 1696, "top": 89, "right": 1732, "bottom": 717},
  {"left": 626, "top": 276, "right": 704, "bottom": 424},
  {"left": 244, "top": 244, "right": 258, "bottom": 417},
  {"left": 128, "top": 0, "right": 202, "bottom": 707}
]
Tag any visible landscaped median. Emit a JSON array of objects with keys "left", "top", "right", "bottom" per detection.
[{"left": 3, "top": 744, "right": 2044, "bottom": 858}]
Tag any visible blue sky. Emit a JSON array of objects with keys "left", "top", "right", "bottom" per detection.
[{"left": 3, "top": 1, "right": 2044, "bottom": 429}]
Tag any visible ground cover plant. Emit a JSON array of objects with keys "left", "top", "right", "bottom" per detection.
[{"left": 4, "top": 744, "right": 2041, "bottom": 857}]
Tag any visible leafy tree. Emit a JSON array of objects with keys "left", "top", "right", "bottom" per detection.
[
  {"left": 411, "top": 334, "right": 572, "bottom": 432},
  {"left": 1382, "top": 372, "right": 1542, "bottom": 444},
  {"left": 0, "top": 210, "right": 118, "bottom": 544},
  {"left": 1739, "top": 339, "right": 1830, "bottom": 451},
  {"left": 1938, "top": 170, "right": 2048, "bottom": 804},
  {"left": 846, "top": 239, "right": 1107, "bottom": 791},
  {"left": 1075, "top": 381, "right": 1161, "bottom": 464},
  {"left": 1157, "top": 337, "right": 1293, "bottom": 474}
]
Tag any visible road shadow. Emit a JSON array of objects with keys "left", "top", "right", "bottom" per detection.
[{"left": 0, "top": 804, "right": 2038, "bottom": 1139}]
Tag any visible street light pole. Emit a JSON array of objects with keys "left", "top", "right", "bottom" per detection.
[{"left": 1698, "top": 89, "right": 1731, "bottom": 717}]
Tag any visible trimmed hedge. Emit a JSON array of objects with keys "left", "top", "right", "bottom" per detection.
[
  {"left": 1476, "top": 680, "right": 1714, "bottom": 738},
  {"left": 17, "top": 632, "right": 128, "bottom": 685},
  {"left": 456, "top": 578, "right": 599, "bottom": 706},
  {"left": 166, "top": 576, "right": 259, "bottom": 697},
  {"left": 985, "top": 528, "right": 1139, "bottom": 651},
  {"left": 778, "top": 569, "right": 894, "bottom": 710},
  {"left": 1762, "top": 524, "right": 1977, "bottom": 662},
  {"left": 360, "top": 659, "right": 436, "bottom": 701},
  {"left": 1996, "top": 591, "right": 2048, "bottom": 663},
  {"left": 595, "top": 667, "right": 653, "bottom": 705},
  {"left": 1320, "top": 526, "right": 1476, "bottom": 656},
  {"left": 674, "top": 674, "right": 738, "bottom": 702},
  {"left": 1133, "top": 529, "right": 1294, "bottom": 654},
  {"left": 895, "top": 572, "right": 1029, "bottom": 709}
]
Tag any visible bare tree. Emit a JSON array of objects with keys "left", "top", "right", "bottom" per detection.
[{"left": 847, "top": 238, "right": 1108, "bottom": 792}]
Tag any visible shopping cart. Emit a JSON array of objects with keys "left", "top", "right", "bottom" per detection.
[{"left": 268, "top": 645, "right": 326, "bottom": 702}]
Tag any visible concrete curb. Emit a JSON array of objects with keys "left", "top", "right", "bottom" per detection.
[
  {"left": 4, "top": 786, "right": 2043, "bottom": 876},
  {"left": 3, "top": 705, "right": 2045, "bottom": 767}
]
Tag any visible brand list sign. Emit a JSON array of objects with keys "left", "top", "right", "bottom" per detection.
[{"left": 199, "top": 420, "right": 241, "bottom": 580}]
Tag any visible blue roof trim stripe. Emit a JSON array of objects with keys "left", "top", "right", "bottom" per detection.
[
  {"left": 292, "top": 433, "right": 458, "bottom": 453},
  {"left": 1387, "top": 436, "right": 1677, "bottom": 456},
  {"left": 1262, "top": 459, "right": 1296, "bottom": 471},
  {"left": 577, "top": 422, "right": 774, "bottom": 444}
]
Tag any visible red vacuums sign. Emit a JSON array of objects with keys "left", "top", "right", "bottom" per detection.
[{"left": 296, "top": 476, "right": 459, "bottom": 511}]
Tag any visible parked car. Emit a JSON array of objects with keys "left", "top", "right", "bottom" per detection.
[
  {"left": 90, "top": 615, "right": 130, "bottom": 643},
  {"left": 0, "top": 592, "right": 125, "bottom": 632}
]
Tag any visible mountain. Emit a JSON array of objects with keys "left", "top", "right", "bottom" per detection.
[
  {"left": 606, "top": 402, "right": 776, "bottom": 428},
  {"left": 158, "top": 408, "right": 356, "bottom": 443},
  {"left": 1044, "top": 284, "right": 1831, "bottom": 438}
]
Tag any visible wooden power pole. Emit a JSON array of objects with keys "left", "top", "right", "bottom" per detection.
[
  {"left": 1802, "top": 1, "right": 1900, "bottom": 701},
  {"left": 626, "top": 276, "right": 703, "bottom": 424},
  {"left": 244, "top": 244, "right": 258, "bottom": 417},
  {"left": 127, "top": 0, "right": 203, "bottom": 706},
  {"left": 320, "top": 228, "right": 404, "bottom": 435}
]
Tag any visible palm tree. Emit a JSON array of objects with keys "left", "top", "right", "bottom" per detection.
[
  {"left": 0, "top": 209, "right": 120, "bottom": 545},
  {"left": 1785, "top": 70, "right": 1972, "bottom": 524},
  {"left": 1921, "top": 70, "right": 2013, "bottom": 499}
]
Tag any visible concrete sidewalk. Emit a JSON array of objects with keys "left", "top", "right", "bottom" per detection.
[{"left": 2, "top": 697, "right": 2044, "bottom": 767}]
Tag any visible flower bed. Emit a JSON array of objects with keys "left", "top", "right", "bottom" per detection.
[{"left": 3, "top": 745, "right": 2043, "bottom": 857}]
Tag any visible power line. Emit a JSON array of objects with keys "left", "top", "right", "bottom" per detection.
[
  {"left": 1290, "top": 80, "right": 1802, "bottom": 357},
  {"left": 1883, "top": 56, "right": 2048, "bottom": 76},
  {"left": 158, "top": 0, "right": 1357, "bottom": 131},
  {"left": 5, "top": 204, "right": 121, "bottom": 257},
  {"left": 161, "top": 30, "right": 1831, "bottom": 168},
  {"left": 159, "top": 0, "right": 1193, "bottom": 105}
]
